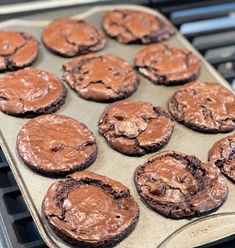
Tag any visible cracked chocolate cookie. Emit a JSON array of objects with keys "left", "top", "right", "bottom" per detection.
[
  {"left": 102, "top": 9, "right": 174, "bottom": 44},
  {"left": 63, "top": 53, "right": 139, "bottom": 102},
  {"left": 135, "top": 43, "right": 201, "bottom": 85},
  {"left": 0, "top": 67, "right": 66, "bottom": 117},
  {"left": 42, "top": 18, "right": 106, "bottom": 57},
  {"left": 42, "top": 171, "right": 139, "bottom": 247},
  {"left": 169, "top": 81, "right": 235, "bottom": 133},
  {"left": 17, "top": 114, "right": 97, "bottom": 176},
  {"left": 0, "top": 31, "right": 39, "bottom": 71},
  {"left": 135, "top": 150, "right": 228, "bottom": 219},
  {"left": 98, "top": 100, "right": 175, "bottom": 155},
  {"left": 209, "top": 134, "right": 235, "bottom": 182}
]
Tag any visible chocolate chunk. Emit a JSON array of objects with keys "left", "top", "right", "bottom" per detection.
[
  {"left": 135, "top": 150, "right": 228, "bottom": 219},
  {"left": 209, "top": 133, "right": 235, "bottom": 182},
  {"left": 150, "top": 180, "right": 166, "bottom": 196},
  {"left": 42, "top": 18, "right": 106, "bottom": 57},
  {"left": 169, "top": 81, "right": 235, "bottom": 133},
  {"left": 63, "top": 53, "right": 139, "bottom": 102},
  {"left": 17, "top": 114, "right": 97, "bottom": 176},
  {"left": 135, "top": 43, "right": 201, "bottom": 85},
  {"left": 102, "top": 9, "right": 174, "bottom": 44},
  {"left": 0, "top": 67, "right": 66, "bottom": 117},
  {"left": 42, "top": 171, "right": 139, "bottom": 247},
  {"left": 98, "top": 100, "right": 175, "bottom": 155},
  {"left": 0, "top": 31, "right": 39, "bottom": 71}
]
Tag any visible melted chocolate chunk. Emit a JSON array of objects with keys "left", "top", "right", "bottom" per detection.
[
  {"left": 209, "top": 133, "right": 235, "bottom": 182},
  {"left": 98, "top": 100, "right": 175, "bottom": 155},
  {"left": 135, "top": 150, "right": 228, "bottom": 219},
  {"left": 102, "top": 9, "right": 174, "bottom": 44},
  {"left": 0, "top": 31, "right": 39, "bottom": 71},
  {"left": 0, "top": 67, "right": 66, "bottom": 117},
  {"left": 135, "top": 43, "right": 201, "bottom": 85},
  {"left": 42, "top": 171, "right": 139, "bottom": 247},
  {"left": 42, "top": 18, "right": 106, "bottom": 57},
  {"left": 17, "top": 114, "right": 97, "bottom": 176},
  {"left": 169, "top": 81, "right": 235, "bottom": 133},
  {"left": 63, "top": 53, "right": 139, "bottom": 102}
]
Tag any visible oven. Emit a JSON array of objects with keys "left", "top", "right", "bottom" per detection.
[{"left": 0, "top": 0, "right": 234, "bottom": 247}]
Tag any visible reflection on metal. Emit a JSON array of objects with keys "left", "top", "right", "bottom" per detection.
[{"left": 0, "top": 0, "right": 108, "bottom": 15}]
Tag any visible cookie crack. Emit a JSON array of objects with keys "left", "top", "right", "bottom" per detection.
[
  {"left": 216, "top": 139, "right": 235, "bottom": 168},
  {"left": 18, "top": 97, "right": 25, "bottom": 112},
  {"left": 110, "top": 20, "right": 137, "bottom": 41},
  {"left": 53, "top": 178, "right": 130, "bottom": 215},
  {"left": 0, "top": 36, "right": 26, "bottom": 57},
  {"left": 72, "top": 57, "right": 101, "bottom": 73},
  {"left": 170, "top": 97, "right": 185, "bottom": 121},
  {"left": 181, "top": 50, "right": 191, "bottom": 69},
  {"left": 166, "top": 184, "right": 196, "bottom": 199},
  {"left": 65, "top": 56, "right": 100, "bottom": 88},
  {"left": 50, "top": 183, "right": 131, "bottom": 231},
  {"left": 103, "top": 107, "right": 169, "bottom": 143},
  {"left": 163, "top": 44, "right": 173, "bottom": 54},
  {"left": 200, "top": 105, "right": 220, "bottom": 128},
  {"left": 2, "top": 34, "right": 28, "bottom": 69},
  {"left": 0, "top": 95, "right": 8, "bottom": 101},
  {"left": 80, "top": 79, "right": 119, "bottom": 95},
  {"left": 51, "top": 141, "right": 95, "bottom": 153},
  {"left": 61, "top": 30, "right": 100, "bottom": 52}
]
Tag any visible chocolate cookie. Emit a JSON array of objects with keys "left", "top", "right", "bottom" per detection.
[
  {"left": 42, "top": 171, "right": 139, "bottom": 247},
  {"left": 135, "top": 150, "right": 228, "bottom": 219},
  {"left": 169, "top": 81, "right": 235, "bottom": 133},
  {"left": 0, "top": 67, "right": 66, "bottom": 117},
  {"left": 0, "top": 31, "right": 39, "bottom": 71},
  {"left": 102, "top": 9, "right": 174, "bottom": 44},
  {"left": 135, "top": 44, "right": 201, "bottom": 85},
  {"left": 42, "top": 18, "right": 106, "bottom": 57},
  {"left": 209, "top": 134, "right": 235, "bottom": 182},
  {"left": 98, "top": 100, "right": 175, "bottom": 155},
  {"left": 63, "top": 53, "right": 139, "bottom": 102},
  {"left": 17, "top": 114, "right": 97, "bottom": 176}
]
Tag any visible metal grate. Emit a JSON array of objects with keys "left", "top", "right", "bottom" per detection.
[
  {"left": 152, "top": 0, "right": 235, "bottom": 89},
  {"left": 0, "top": 148, "right": 47, "bottom": 248}
]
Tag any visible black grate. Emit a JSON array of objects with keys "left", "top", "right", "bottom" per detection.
[
  {"left": 0, "top": 148, "right": 47, "bottom": 248},
  {"left": 152, "top": 0, "right": 235, "bottom": 89}
]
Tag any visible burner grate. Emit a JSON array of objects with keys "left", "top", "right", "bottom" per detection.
[
  {"left": 0, "top": 148, "right": 47, "bottom": 248},
  {"left": 153, "top": 0, "right": 235, "bottom": 89}
]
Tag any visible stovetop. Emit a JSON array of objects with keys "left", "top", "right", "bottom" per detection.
[{"left": 0, "top": 1, "right": 235, "bottom": 247}]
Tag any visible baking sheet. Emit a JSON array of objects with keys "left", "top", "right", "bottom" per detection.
[{"left": 0, "top": 4, "right": 235, "bottom": 248}]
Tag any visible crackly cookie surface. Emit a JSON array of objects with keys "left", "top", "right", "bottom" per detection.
[
  {"left": 169, "top": 81, "right": 235, "bottom": 133},
  {"left": 135, "top": 44, "right": 201, "bottom": 85},
  {"left": 98, "top": 100, "right": 175, "bottom": 155},
  {"left": 63, "top": 53, "right": 139, "bottom": 102},
  {"left": 209, "top": 133, "right": 235, "bottom": 182},
  {"left": 0, "top": 31, "right": 39, "bottom": 71},
  {"left": 102, "top": 9, "right": 174, "bottom": 44},
  {"left": 42, "top": 18, "right": 106, "bottom": 57},
  {"left": 135, "top": 150, "right": 228, "bottom": 219},
  {"left": 42, "top": 171, "right": 139, "bottom": 247},
  {"left": 0, "top": 67, "right": 66, "bottom": 117},
  {"left": 17, "top": 114, "right": 97, "bottom": 176}
]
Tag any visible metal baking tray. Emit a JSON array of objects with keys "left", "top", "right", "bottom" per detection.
[{"left": 0, "top": 4, "right": 235, "bottom": 248}]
